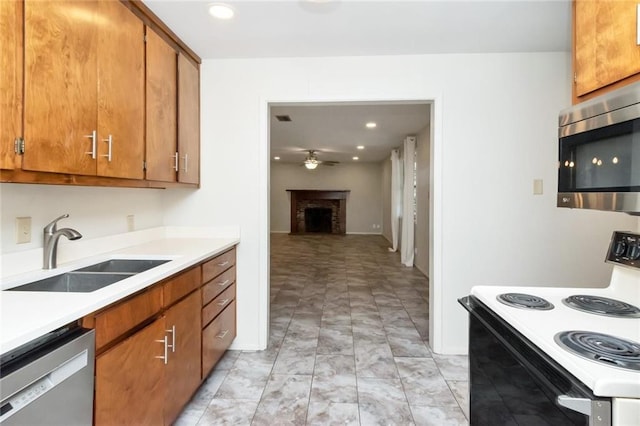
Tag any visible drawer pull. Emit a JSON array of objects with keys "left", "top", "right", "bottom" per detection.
[
  {"left": 217, "top": 298, "right": 230, "bottom": 306},
  {"left": 217, "top": 261, "right": 229, "bottom": 267},
  {"left": 166, "top": 325, "right": 176, "bottom": 353},
  {"left": 155, "top": 336, "right": 168, "bottom": 365},
  {"left": 216, "top": 330, "right": 229, "bottom": 339},
  {"left": 218, "top": 279, "right": 230, "bottom": 287}
]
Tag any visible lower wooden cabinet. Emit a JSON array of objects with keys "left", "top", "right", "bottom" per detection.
[
  {"left": 89, "top": 248, "right": 237, "bottom": 425},
  {"left": 163, "top": 291, "right": 202, "bottom": 424},
  {"left": 95, "top": 319, "right": 166, "bottom": 425},
  {"left": 202, "top": 300, "right": 236, "bottom": 378}
]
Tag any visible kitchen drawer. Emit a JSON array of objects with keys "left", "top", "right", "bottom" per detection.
[
  {"left": 202, "top": 266, "right": 235, "bottom": 306},
  {"left": 202, "top": 300, "right": 236, "bottom": 378},
  {"left": 202, "top": 283, "right": 235, "bottom": 328},
  {"left": 92, "top": 285, "right": 163, "bottom": 350},
  {"left": 163, "top": 266, "right": 201, "bottom": 307},
  {"left": 202, "top": 248, "right": 235, "bottom": 283}
]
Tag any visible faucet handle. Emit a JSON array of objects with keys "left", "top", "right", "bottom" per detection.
[{"left": 44, "top": 214, "right": 70, "bottom": 233}]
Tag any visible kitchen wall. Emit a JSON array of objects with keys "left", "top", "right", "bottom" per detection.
[
  {"left": 3, "top": 52, "right": 637, "bottom": 354},
  {"left": 270, "top": 162, "right": 383, "bottom": 234},
  {"left": 415, "top": 123, "right": 430, "bottom": 276},
  {"left": 0, "top": 183, "right": 164, "bottom": 254},
  {"left": 159, "top": 51, "right": 636, "bottom": 354}
]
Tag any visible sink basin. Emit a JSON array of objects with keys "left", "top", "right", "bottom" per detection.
[
  {"left": 5, "top": 259, "right": 171, "bottom": 293},
  {"left": 73, "top": 259, "right": 170, "bottom": 274},
  {"left": 8, "top": 272, "right": 133, "bottom": 293}
]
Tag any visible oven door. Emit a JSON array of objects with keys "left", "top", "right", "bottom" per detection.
[{"left": 459, "top": 296, "right": 612, "bottom": 426}]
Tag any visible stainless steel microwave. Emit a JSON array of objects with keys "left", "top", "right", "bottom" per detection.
[{"left": 558, "top": 81, "right": 640, "bottom": 214}]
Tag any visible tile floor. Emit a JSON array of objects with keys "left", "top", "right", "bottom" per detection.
[{"left": 175, "top": 234, "right": 469, "bottom": 425}]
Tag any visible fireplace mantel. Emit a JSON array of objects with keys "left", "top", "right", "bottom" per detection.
[{"left": 286, "top": 190, "right": 349, "bottom": 234}]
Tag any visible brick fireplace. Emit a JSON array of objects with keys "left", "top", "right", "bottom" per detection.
[{"left": 287, "top": 190, "right": 349, "bottom": 234}]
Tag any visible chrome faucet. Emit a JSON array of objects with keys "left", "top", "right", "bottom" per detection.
[{"left": 43, "top": 214, "right": 82, "bottom": 269}]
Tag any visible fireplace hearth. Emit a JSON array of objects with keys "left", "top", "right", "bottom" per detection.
[{"left": 287, "top": 190, "right": 349, "bottom": 234}]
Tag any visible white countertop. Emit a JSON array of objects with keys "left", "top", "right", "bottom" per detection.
[{"left": 0, "top": 230, "right": 239, "bottom": 356}]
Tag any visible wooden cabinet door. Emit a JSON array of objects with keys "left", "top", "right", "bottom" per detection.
[
  {"left": 95, "top": 319, "right": 166, "bottom": 426},
  {"left": 164, "top": 291, "right": 202, "bottom": 425},
  {"left": 178, "top": 53, "right": 200, "bottom": 184},
  {"left": 0, "top": 0, "right": 22, "bottom": 170},
  {"left": 96, "top": 0, "right": 144, "bottom": 179},
  {"left": 23, "top": 0, "right": 98, "bottom": 175},
  {"left": 146, "top": 27, "right": 177, "bottom": 182},
  {"left": 575, "top": 0, "right": 640, "bottom": 98}
]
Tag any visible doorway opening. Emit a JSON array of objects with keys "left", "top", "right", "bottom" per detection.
[{"left": 267, "top": 100, "right": 435, "bottom": 351}]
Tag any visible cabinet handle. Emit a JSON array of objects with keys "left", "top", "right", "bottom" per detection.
[
  {"left": 217, "top": 298, "right": 230, "bottom": 306},
  {"left": 84, "top": 130, "right": 97, "bottom": 159},
  {"left": 155, "top": 336, "right": 168, "bottom": 365},
  {"left": 218, "top": 261, "right": 229, "bottom": 267},
  {"left": 166, "top": 325, "right": 176, "bottom": 353},
  {"left": 101, "top": 135, "right": 112, "bottom": 162},
  {"left": 173, "top": 152, "right": 179, "bottom": 171},
  {"left": 218, "top": 279, "right": 230, "bottom": 287},
  {"left": 216, "top": 330, "right": 229, "bottom": 339},
  {"left": 182, "top": 153, "right": 189, "bottom": 173}
]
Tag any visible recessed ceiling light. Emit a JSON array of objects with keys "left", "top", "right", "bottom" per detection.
[
  {"left": 357, "top": 145, "right": 364, "bottom": 150},
  {"left": 209, "top": 3, "right": 234, "bottom": 19},
  {"left": 365, "top": 122, "right": 377, "bottom": 129},
  {"left": 353, "top": 156, "right": 359, "bottom": 160},
  {"left": 274, "top": 156, "right": 280, "bottom": 160}
]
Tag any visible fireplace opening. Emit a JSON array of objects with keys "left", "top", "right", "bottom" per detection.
[{"left": 304, "top": 208, "right": 332, "bottom": 233}]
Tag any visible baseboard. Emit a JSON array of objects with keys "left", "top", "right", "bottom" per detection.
[{"left": 345, "top": 231, "right": 383, "bottom": 235}]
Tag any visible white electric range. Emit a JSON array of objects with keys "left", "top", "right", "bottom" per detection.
[{"left": 461, "top": 231, "right": 640, "bottom": 426}]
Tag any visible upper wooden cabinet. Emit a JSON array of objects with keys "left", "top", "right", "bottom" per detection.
[
  {"left": 145, "top": 27, "right": 178, "bottom": 183},
  {"left": 23, "top": 0, "right": 98, "bottom": 175},
  {"left": 574, "top": 0, "right": 640, "bottom": 102},
  {"left": 22, "top": 0, "right": 145, "bottom": 178},
  {"left": 1, "top": 0, "right": 201, "bottom": 189},
  {"left": 178, "top": 54, "right": 201, "bottom": 185},
  {"left": 0, "top": 0, "right": 23, "bottom": 170},
  {"left": 97, "top": 0, "right": 145, "bottom": 179}
]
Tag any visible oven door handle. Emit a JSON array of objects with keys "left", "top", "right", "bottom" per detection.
[{"left": 557, "top": 396, "right": 611, "bottom": 425}]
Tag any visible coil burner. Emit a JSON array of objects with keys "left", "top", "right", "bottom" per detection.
[
  {"left": 562, "top": 295, "right": 640, "bottom": 318},
  {"left": 497, "top": 293, "right": 554, "bottom": 310},
  {"left": 555, "top": 331, "right": 640, "bottom": 371}
]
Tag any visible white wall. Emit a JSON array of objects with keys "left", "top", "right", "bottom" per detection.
[
  {"left": 414, "top": 124, "right": 430, "bottom": 276},
  {"left": 4, "top": 52, "right": 635, "bottom": 355},
  {"left": 0, "top": 183, "right": 164, "bottom": 254},
  {"left": 270, "top": 162, "right": 383, "bottom": 234},
  {"left": 165, "top": 52, "right": 636, "bottom": 354}
]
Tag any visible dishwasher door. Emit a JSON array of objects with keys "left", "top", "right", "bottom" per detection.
[{"left": 0, "top": 328, "right": 95, "bottom": 426}]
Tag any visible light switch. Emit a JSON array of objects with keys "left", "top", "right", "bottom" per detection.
[
  {"left": 533, "top": 179, "right": 543, "bottom": 195},
  {"left": 127, "top": 215, "right": 135, "bottom": 232},
  {"left": 16, "top": 217, "right": 31, "bottom": 244}
]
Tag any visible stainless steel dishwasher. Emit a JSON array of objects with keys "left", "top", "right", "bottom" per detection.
[{"left": 0, "top": 325, "right": 95, "bottom": 425}]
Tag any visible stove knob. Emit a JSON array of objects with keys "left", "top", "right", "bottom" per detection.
[
  {"left": 613, "top": 241, "right": 627, "bottom": 256},
  {"left": 627, "top": 244, "right": 640, "bottom": 260}
]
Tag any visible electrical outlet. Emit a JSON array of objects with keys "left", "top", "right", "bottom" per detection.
[
  {"left": 127, "top": 215, "right": 135, "bottom": 232},
  {"left": 16, "top": 217, "right": 31, "bottom": 244}
]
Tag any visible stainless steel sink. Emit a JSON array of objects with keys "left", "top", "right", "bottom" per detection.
[
  {"left": 6, "top": 259, "right": 171, "bottom": 293},
  {"left": 8, "top": 272, "right": 133, "bottom": 293},
  {"left": 73, "top": 259, "right": 170, "bottom": 274}
]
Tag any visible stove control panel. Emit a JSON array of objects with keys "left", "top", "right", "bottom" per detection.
[{"left": 606, "top": 231, "right": 640, "bottom": 268}]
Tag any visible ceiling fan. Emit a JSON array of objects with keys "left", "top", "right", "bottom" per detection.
[{"left": 303, "top": 150, "right": 339, "bottom": 169}]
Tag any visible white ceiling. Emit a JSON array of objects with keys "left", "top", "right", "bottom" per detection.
[
  {"left": 143, "top": 0, "right": 572, "bottom": 60},
  {"left": 143, "top": 0, "right": 571, "bottom": 165},
  {"left": 270, "top": 103, "right": 431, "bottom": 164}
]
